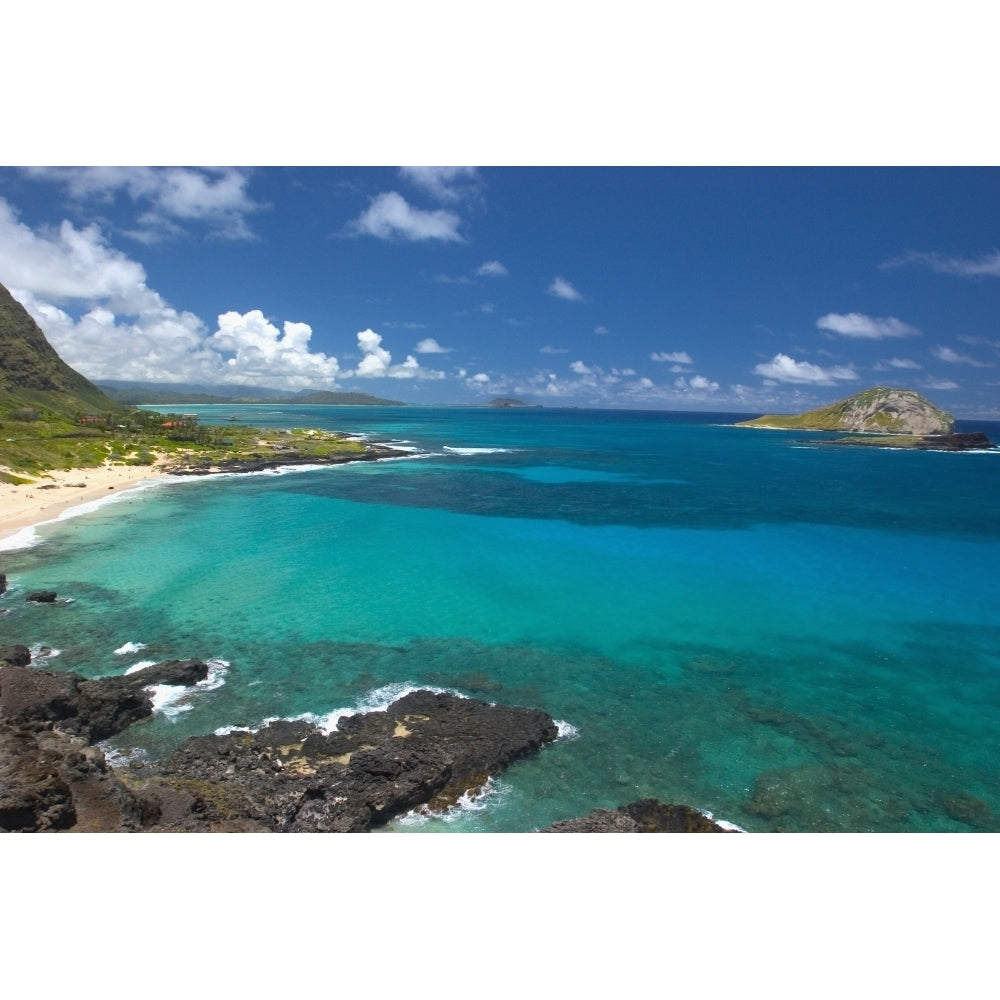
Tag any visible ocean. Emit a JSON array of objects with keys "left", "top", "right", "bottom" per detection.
[{"left": 2, "top": 405, "right": 999, "bottom": 832}]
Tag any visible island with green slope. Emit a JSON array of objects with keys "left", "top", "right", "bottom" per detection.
[{"left": 736, "top": 387, "right": 994, "bottom": 450}]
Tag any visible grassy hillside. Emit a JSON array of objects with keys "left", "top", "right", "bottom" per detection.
[
  {"left": 1, "top": 281, "right": 139, "bottom": 479},
  {"left": 0, "top": 283, "right": 128, "bottom": 421}
]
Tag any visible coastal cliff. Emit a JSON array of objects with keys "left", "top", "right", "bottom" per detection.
[{"left": 737, "top": 387, "right": 955, "bottom": 435}]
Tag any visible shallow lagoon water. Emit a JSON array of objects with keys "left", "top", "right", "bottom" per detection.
[{"left": 2, "top": 406, "right": 999, "bottom": 831}]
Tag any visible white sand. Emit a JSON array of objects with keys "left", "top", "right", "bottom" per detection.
[{"left": 0, "top": 460, "right": 170, "bottom": 547}]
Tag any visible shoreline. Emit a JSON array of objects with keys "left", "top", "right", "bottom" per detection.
[
  {"left": 0, "top": 442, "right": 411, "bottom": 550},
  {"left": 0, "top": 461, "right": 170, "bottom": 548}
]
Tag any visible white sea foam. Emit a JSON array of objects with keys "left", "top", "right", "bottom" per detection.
[
  {"left": 227, "top": 682, "right": 468, "bottom": 736},
  {"left": 394, "top": 776, "right": 509, "bottom": 827},
  {"left": 114, "top": 641, "right": 148, "bottom": 656},
  {"left": 700, "top": 808, "right": 747, "bottom": 832},
  {"left": 443, "top": 446, "right": 515, "bottom": 455},
  {"left": 145, "top": 657, "right": 229, "bottom": 720},
  {"left": 313, "top": 681, "right": 462, "bottom": 733},
  {"left": 124, "top": 660, "right": 158, "bottom": 674},
  {"left": 555, "top": 719, "right": 580, "bottom": 741},
  {"left": 214, "top": 724, "right": 253, "bottom": 736},
  {"left": 101, "top": 745, "right": 149, "bottom": 769},
  {"left": 147, "top": 683, "right": 195, "bottom": 717},
  {"left": 0, "top": 526, "right": 40, "bottom": 552},
  {"left": 375, "top": 453, "right": 431, "bottom": 463},
  {"left": 715, "top": 819, "right": 747, "bottom": 832},
  {"left": 29, "top": 643, "right": 61, "bottom": 663}
]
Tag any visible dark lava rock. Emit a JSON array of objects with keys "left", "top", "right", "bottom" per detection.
[
  {"left": 0, "top": 723, "right": 145, "bottom": 832},
  {"left": 26, "top": 590, "right": 58, "bottom": 603},
  {"left": 1, "top": 667, "right": 560, "bottom": 833},
  {"left": 0, "top": 660, "right": 210, "bottom": 832},
  {"left": 0, "top": 644, "right": 32, "bottom": 667},
  {"left": 915, "top": 431, "right": 994, "bottom": 451},
  {"left": 0, "top": 659, "right": 209, "bottom": 742},
  {"left": 131, "top": 689, "right": 559, "bottom": 832},
  {"left": 542, "top": 798, "right": 739, "bottom": 832},
  {"left": 0, "top": 573, "right": 6, "bottom": 595},
  {"left": 171, "top": 443, "right": 408, "bottom": 476}
]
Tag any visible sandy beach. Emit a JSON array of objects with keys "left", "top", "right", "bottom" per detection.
[{"left": 0, "top": 461, "right": 170, "bottom": 547}]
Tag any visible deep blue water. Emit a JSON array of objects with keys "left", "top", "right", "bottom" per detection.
[{"left": 2, "top": 406, "right": 999, "bottom": 831}]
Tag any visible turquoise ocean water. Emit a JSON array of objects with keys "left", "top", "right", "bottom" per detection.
[{"left": 2, "top": 405, "right": 999, "bottom": 832}]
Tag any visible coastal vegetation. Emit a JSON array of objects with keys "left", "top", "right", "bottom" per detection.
[{"left": 0, "top": 281, "right": 371, "bottom": 482}]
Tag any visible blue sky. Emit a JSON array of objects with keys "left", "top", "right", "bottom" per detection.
[{"left": 1, "top": 165, "right": 997, "bottom": 415}]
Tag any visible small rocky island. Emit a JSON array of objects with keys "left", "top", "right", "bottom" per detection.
[{"left": 737, "top": 387, "right": 994, "bottom": 450}]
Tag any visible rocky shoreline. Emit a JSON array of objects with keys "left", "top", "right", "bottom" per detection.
[
  {"left": 818, "top": 430, "right": 995, "bottom": 452},
  {"left": 165, "top": 442, "right": 408, "bottom": 476},
  {"left": 0, "top": 656, "right": 559, "bottom": 832},
  {"left": 1, "top": 650, "right": 738, "bottom": 833}
]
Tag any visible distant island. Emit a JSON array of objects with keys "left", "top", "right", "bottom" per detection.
[
  {"left": 488, "top": 397, "right": 538, "bottom": 408},
  {"left": 736, "top": 387, "right": 993, "bottom": 451}
]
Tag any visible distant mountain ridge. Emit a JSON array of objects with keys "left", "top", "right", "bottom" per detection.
[
  {"left": 95, "top": 381, "right": 404, "bottom": 406},
  {"left": 737, "top": 387, "right": 955, "bottom": 435}
]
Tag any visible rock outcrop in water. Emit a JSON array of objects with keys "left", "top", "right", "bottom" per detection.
[
  {"left": 0, "top": 658, "right": 559, "bottom": 832},
  {"left": 137, "top": 689, "right": 558, "bottom": 832},
  {"left": 542, "top": 798, "right": 739, "bottom": 832},
  {"left": 166, "top": 443, "right": 405, "bottom": 476},
  {"left": 0, "top": 659, "right": 209, "bottom": 742}
]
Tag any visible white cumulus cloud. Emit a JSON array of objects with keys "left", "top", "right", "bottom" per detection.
[
  {"left": 351, "top": 329, "right": 444, "bottom": 379},
  {"left": 209, "top": 311, "right": 341, "bottom": 387},
  {"left": 476, "top": 260, "right": 508, "bottom": 277},
  {"left": 548, "top": 277, "right": 583, "bottom": 301},
  {"left": 816, "top": 312, "right": 920, "bottom": 339},
  {"left": 414, "top": 337, "right": 451, "bottom": 354},
  {"left": 651, "top": 350, "right": 693, "bottom": 364},
  {"left": 0, "top": 197, "right": 347, "bottom": 390},
  {"left": 754, "top": 353, "right": 859, "bottom": 385},
  {"left": 0, "top": 197, "right": 153, "bottom": 309},
  {"left": 347, "top": 192, "right": 464, "bottom": 242},
  {"left": 674, "top": 375, "right": 720, "bottom": 392}
]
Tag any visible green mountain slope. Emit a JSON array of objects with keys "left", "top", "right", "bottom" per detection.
[
  {"left": 0, "top": 282, "right": 126, "bottom": 419},
  {"left": 737, "top": 387, "right": 955, "bottom": 435}
]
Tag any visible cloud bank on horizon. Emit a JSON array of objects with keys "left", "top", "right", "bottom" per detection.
[{"left": 0, "top": 166, "right": 997, "bottom": 416}]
